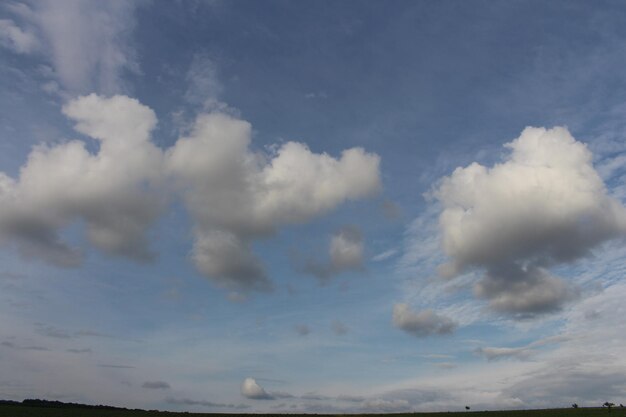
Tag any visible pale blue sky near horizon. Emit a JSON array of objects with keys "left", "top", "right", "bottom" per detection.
[{"left": 2, "top": 0, "right": 626, "bottom": 413}]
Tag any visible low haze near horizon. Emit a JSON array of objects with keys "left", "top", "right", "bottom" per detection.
[{"left": 2, "top": 0, "right": 626, "bottom": 413}]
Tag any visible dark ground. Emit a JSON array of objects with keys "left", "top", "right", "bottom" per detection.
[{"left": 1, "top": 403, "right": 625, "bottom": 417}]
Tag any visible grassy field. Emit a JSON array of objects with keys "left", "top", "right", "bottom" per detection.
[{"left": 0, "top": 405, "right": 624, "bottom": 417}]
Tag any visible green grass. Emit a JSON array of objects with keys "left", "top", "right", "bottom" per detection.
[{"left": 1, "top": 405, "right": 625, "bottom": 417}]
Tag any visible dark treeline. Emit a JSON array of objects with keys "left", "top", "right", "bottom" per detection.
[{"left": 0, "top": 399, "right": 152, "bottom": 412}]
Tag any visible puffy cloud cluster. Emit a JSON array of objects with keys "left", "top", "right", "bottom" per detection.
[
  {"left": 434, "top": 127, "right": 626, "bottom": 316},
  {"left": 168, "top": 115, "right": 379, "bottom": 291},
  {"left": 0, "top": 94, "right": 161, "bottom": 266},
  {"left": 241, "top": 377, "right": 273, "bottom": 400},
  {"left": 302, "top": 226, "right": 365, "bottom": 282},
  {"left": 0, "top": 94, "right": 381, "bottom": 292},
  {"left": 392, "top": 304, "right": 456, "bottom": 337}
]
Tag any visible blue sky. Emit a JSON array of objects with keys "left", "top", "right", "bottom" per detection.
[{"left": 2, "top": 0, "right": 626, "bottom": 413}]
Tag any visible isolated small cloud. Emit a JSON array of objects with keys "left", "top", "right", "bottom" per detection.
[
  {"left": 66, "top": 348, "right": 92, "bottom": 354},
  {"left": 302, "top": 226, "right": 365, "bottom": 282},
  {"left": 241, "top": 377, "right": 274, "bottom": 400},
  {"left": 35, "top": 324, "right": 71, "bottom": 339},
  {"left": 475, "top": 335, "right": 567, "bottom": 361},
  {"left": 392, "top": 304, "right": 457, "bottom": 337},
  {"left": 381, "top": 200, "right": 402, "bottom": 220},
  {"left": 372, "top": 248, "right": 397, "bottom": 262},
  {"left": 475, "top": 346, "right": 534, "bottom": 361},
  {"left": 331, "top": 320, "right": 348, "bottom": 335},
  {"left": 434, "top": 362, "right": 457, "bottom": 369},
  {"left": 142, "top": 381, "right": 170, "bottom": 390},
  {"left": 434, "top": 127, "right": 626, "bottom": 316},
  {"left": 98, "top": 364, "right": 135, "bottom": 369},
  {"left": 330, "top": 226, "right": 364, "bottom": 271},
  {"left": 294, "top": 324, "right": 311, "bottom": 336}
]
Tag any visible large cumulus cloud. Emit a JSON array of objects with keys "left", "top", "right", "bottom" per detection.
[
  {"left": 0, "top": 94, "right": 162, "bottom": 266},
  {"left": 434, "top": 127, "right": 626, "bottom": 316},
  {"left": 0, "top": 94, "right": 381, "bottom": 292},
  {"left": 167, "top": 113, "right": 380, "bottom": 291}
]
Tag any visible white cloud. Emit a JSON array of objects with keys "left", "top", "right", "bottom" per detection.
[
  {"left": 372, "top": 248, "right": 397, "bottom": 262},
  {"left": 168, "top": 113, "right": 380, "bottom": 291},
  {"left": 392, "top": 304, "right": 456, "bottom": 337},
  {"left": 434, "top": 127, "right": 626, "bottom": 316},
  {"left": 330, "top": 226, "right": 364, "bottom": 271},
  {"left": 0, "top": 94, "right": 380, "bottom": 292},
  {"left": 0, "top": 94, "right": 162, "bottom": 266},
  {"left": 15, "top": 0, "right": 140, "bottom": 94},
  {"left": 184, "top": 52, "right": 223, "bottom": 110},
  {"left": 0, "top": 18, "right": 38, "bottom": 53},
  {"left": 241, "top": 377, "right": 273, "bottom": 400}
]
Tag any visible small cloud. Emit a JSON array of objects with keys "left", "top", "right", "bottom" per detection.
[
  {"left": 364, "top": 398, "right": 411, "bottom": 413},
  {"left": 35, "top": 324, "right": 71, "bottom": 339},
  {"left": 294, "top": 324, "right": 311, "bottom": 336},
  {"left": 302, "top": 226, "right": 364, "bottom": 283},
  {"left": 380, "top": 200, "right": 402, "bottom": 220},
  {"left": 0, "top": 271, "right": 27, "bottom": 280},
  {"left": 98, "top": 364, "right": 135, "bottom": 369},
  {"left": 142, "top": 381, "right": 170, "bottom": 389},
  {"left": 166, "top": 397, "right": 249, "bottom": 409},
  {"left": 66, "top": 348, "right": 92, "bottom": 354},
  {"left": 421, "top": 353, "right": 454, "bottom": 359},
  {"left": 304, "top": 91, "right": 328, "bottom": 99},
  {"left": 241, "top": 377, "right": 274, "bottom": 400},
  {"left": 372, "top": 248, "right": 397, "bottom": 262},
  {"left": 75, "top": 330, "right": 111, "bottom": 338},
  {"left": 0, "top": 18, "right": 39, "bottom": 54},
  {"left": 227, "top": 291, "right": 248, "bottom": 303},
  {"left": 475, "top": 335, "right": 566, "bottom": 361},
  {"left": 1, "top": 341, "right": 49, "bottom": 351},
  {"left": 301, "top": 392, "right": 331, "bottom": 401},
  {"left": 270, "top": 391, "right": 295, "bottom": 399},
  {"left": 337, "top": 394, "right": 366, "bottom": 403},
  {"left": 331, "top": 320, "right": 348, "bottom": 335},
  {"left": 434, "top": 362, "right": 457, "bottom": 369},
  {"left": 392, "top": 304, "right": 457, "bottom": 337},
  {"left": 475, "top": 346, "right": 534, "bottom": 361}
]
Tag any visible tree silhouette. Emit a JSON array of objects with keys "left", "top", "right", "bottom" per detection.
[
  {"left": 572, "top": 403, "right": 578, "bottom": 409},
  {"left": 603, "top": 402, "right": 615, "bottom": 412}
]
